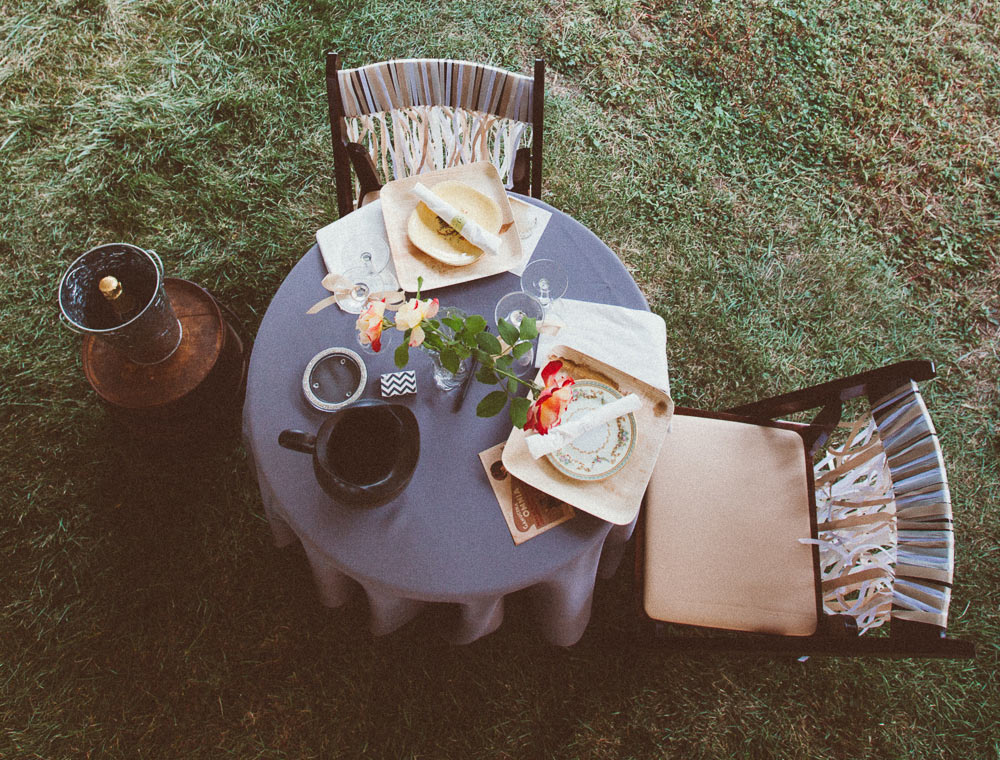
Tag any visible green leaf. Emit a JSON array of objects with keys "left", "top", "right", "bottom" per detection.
[
  {"left": 394, "top": 340, "right": 410, "bottom": 369},
  {"left": 512, "top": 340, "right": 532, "bottom": 359},
  {"left": 459, "top": 329, "right": 478, "bottom": 348},
  {"left": 476, "top": 390, "right": 508, "bottom": 418},
  {"left": 476, "top": 331, "right": 502, "bottom": 354},
  {"left": 507, "top": 377, "right": 519, "bottom": 394},
  {"left": 423, "top": 331, "right": 444, "bottom": 350},
  {"left": 497, "top": 317, "right": 519, "bottom": 346},
  {"left": 443, "top": 316, "right": 463, "bottom": 332},
  {"left": 465, "top": 314, "right": 487, "bottom": 334},
  {"left": 509, "top": 396, "right": 531, "bottom": 429},
  {"left": 518, "top": 317, "right": 538, "bottom": 340},
  {"left": 476, "top": 365, "right": 498, "bottom": 384},
  {"left": 495, "top": 354, "right": 514, "bottom": 370},
  {"left": 440, "top": 347, "right": 460, "bottom": 374}
]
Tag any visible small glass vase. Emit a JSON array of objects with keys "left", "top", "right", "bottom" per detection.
[
  {"left": 429, "top": 305, "right": 470, "bottom": 392},
  {"left": 431, "top": 351, "right": 470, "bottom": 392}
]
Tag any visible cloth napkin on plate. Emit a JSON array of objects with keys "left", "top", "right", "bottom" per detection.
[
  {"left": 413, "top": 183, "right": 502, "bottom": 255},
  {"left": 536, "top": 298, "right": 670, "bottom": 393},
  {"left": 526, "top": 393, "right": 642, "bottom": 459}
]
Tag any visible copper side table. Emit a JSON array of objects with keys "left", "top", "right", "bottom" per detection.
[{"left": 82, "top": 278, "right": 246, "bottom": 439}]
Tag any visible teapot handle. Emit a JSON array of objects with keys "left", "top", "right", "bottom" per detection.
[{"left": 278, "top": 429, "right": 317, "bottom": 454}]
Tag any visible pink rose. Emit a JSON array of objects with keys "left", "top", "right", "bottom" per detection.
[
  {"left": 525, "top": 360, "right": 575, "bottom": 434},
  {"left": 356, "top": 298, "right": 387, "bottom": 352}
]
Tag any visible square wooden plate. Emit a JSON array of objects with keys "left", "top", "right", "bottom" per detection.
[
  {"left": 502, "top": 345, "right": 675, "bottom": 525},
  {"left": 379, "top": 162, "right": 523, "bottom": 292}
]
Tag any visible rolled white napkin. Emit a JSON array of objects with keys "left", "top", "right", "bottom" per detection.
[
  {"left": 526, "top": 393, "right": 642, "bottom": 459},
  {"left": 413, "top": 182, "right": 502, "bottom": 255}
]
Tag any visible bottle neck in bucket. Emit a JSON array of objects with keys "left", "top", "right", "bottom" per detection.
[{"left": 58, "top": 243, "right": 182, "bottom": 364}]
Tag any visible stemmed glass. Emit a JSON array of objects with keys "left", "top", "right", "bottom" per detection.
[
  {"left": 520, "top": 258, "right": 567, "bottom": 314},
  {"left": 335, "top": 245, "right": 398, "bottom": 315},
  {"left": 494, "top": 291, "right": 544, "bottom": 373},
  {"left": 353, "top": 245, "right": 391, "bottom": 275},
  {"left": 516, "top": 212, "right": 538, "bottom": 240}
]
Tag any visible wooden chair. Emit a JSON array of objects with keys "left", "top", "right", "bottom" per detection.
[
  {"left": 326, "top": 52, "right": 545, "bottom": 217},
  {"left": 639, "top": 361, "right": 974, "bottom": 657}
]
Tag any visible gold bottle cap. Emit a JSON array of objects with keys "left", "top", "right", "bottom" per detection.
[{"left": 99, "top": 275, "right": 122, "bottom": 301}]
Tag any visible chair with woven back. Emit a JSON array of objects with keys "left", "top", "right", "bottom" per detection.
[
  {"left": 326, "top": 52, "right": 545, "bottom": 218},
  {"left": 639, "top": 360, "right": 974, "bottom": 657}
]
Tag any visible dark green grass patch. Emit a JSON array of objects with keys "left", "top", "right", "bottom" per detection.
[{"left": 2, "top": 0, "right": 998, "bottom": 758}]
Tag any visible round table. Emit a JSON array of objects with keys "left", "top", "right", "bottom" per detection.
[{"left": 243, "top": 197, "right": 648, "bottom": 645}]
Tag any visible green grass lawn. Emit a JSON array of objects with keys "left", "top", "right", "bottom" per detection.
[{"left": 2, "top": 0, "right": 998, "bottom": 757}]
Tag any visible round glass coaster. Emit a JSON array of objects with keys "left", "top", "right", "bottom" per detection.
[{"left": 303, "top": 347, "right": 368, "bottom": 412}]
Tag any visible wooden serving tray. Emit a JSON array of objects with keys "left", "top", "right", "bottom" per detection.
[
  {"left": 502, "top": 345, "right": 675, "bottom": 525},
  {"left": 379, "top": 162, "right": 522, "bottom": 292}
]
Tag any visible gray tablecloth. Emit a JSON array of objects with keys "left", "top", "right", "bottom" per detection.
[{"left": 243, "top": 197, "right": 648, "bottom": 645}]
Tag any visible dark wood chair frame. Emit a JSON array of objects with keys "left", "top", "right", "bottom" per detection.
[
  {"left": 635, "top": 360, "right": 975, "bottom": 658},
  {"left": 326, "top": 52, "right": 545, "bottom": 218}
]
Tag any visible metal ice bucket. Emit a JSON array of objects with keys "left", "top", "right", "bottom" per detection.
[{"left": 58, "top": 243, "right": 182, "bottom": 365}]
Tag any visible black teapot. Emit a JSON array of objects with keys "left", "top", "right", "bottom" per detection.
[{"left": 278, "top": 400, "right": 419, "bottom": 508}]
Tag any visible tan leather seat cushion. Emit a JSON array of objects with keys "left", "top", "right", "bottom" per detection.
[{"left": 643, "top": 414, "right": 818, "bottom": 636}]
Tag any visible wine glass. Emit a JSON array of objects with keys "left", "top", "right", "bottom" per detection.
[
  {"left": 516, "top": 212, "right": 538, "bottom": 240},
  {"left": 520, "top": 258, "right": 567, "bottom": 314},
  {"left": 351, "top": 245, "right": 391, "bottom": 273},
  {"left": 335, "top": 264, "right": 394, "bottom": 314},
  {"left": 335, "top": 244, "right": 395, "bottom": 314},
  {"left": 494, "top": 291, "right": 544, "bottom": 372}
]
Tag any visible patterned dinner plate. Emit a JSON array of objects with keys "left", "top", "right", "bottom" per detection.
[{"left": 546, "top": 380, "right": 637, "bottom": 481}]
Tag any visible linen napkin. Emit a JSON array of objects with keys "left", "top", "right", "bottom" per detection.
[
  {"left": 526, "top": 393, "right": 642, "bottom": 459},
  {"left": 315, "top": 201, "right": 397, "bottom": 279},
  {"left": 413, "top": 183, "right": 502, "bottom": 255},
  {"left": 536, "top": 299, "right": 670, "bottom": 393}
]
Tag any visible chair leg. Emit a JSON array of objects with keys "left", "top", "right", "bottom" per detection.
[
  {"left": 326, "top": 50, "right": 355, "bottom": 218},
  {"left": 512, "top": 148, "right": 531, "bottom": 195},
  {"left": 346, "top": 142, "right": 383, "bottom": 207},
  {"left": 530, "top": 58, "right": 544, "bottom": 198}
]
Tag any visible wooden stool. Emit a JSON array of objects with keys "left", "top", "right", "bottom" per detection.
[{"left": 82, "top": 278, "right": 247, "bottom": 439}]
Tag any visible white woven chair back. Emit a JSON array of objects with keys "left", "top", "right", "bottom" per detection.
[
  {"left": 808, "top": 381, "right": 953, "bottom": 633},
  {"left": 337, "top": 59, "right": 536, "bottom": 189}
]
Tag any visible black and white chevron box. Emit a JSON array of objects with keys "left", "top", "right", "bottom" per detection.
[{"left": 380, "top": 370, "right": 417, "bottom": 397}]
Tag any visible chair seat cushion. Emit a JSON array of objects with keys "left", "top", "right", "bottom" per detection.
[{"left": 643, "top": 413, "right": 819, "bottom": 636}]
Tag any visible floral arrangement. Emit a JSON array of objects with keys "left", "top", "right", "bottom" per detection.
[{"left": 355, "top": 278, "right": 574, "bottom": 431}]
